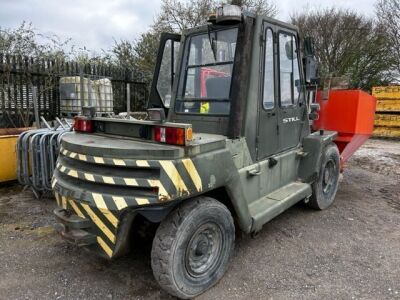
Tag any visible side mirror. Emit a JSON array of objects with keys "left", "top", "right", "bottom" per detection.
[
  {"left": 303, "top": 37, "right": 319, "bottom": 84},
  {"left": 304, "top": 57, "right": 319, "bottom": 83},
  {"left": 303, "top": 37, "right": 315, "bottom": 57}
]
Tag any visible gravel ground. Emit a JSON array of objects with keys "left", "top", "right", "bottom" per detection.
[{"left": 0, "top": 138, "right": 399, "bottom": 300}]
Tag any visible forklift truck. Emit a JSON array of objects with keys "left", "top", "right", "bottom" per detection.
[{"left": 52, "top": 5, "right": 375, "bottom": 298}]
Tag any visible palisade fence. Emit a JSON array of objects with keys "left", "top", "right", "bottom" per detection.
[{"left": 0, "top": 53, "right": 149, "bottom": 128}]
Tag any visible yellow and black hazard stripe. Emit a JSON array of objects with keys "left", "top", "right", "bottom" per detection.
[
  {"left": 59, "top": 147, "right": 203, "bottom": 193},
  {"left": 60, "top": 147, "right": 157, "bottom": 168},
  {"left": 158, "top": 159, "right": 203, "bottom": 197},
  {"left": 54, "top": 192, "right": 119, "bottom": 258},
  {"left": 55, "top": 162, "right": 169, "bottom": 203},
  {"left": 54, "top": 177, "right": 153, "bottom": 209},
  {"left": 56, "top": 161, "right": 169, "bottom": 199},
  {"left": 56, "top": 146, "right": 204, "bottom": 204},
  {"left": 57, "top": 148, "right": 204, "bottom": 203}
]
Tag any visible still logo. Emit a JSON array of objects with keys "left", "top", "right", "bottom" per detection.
[{"left": 283, "top": 117, "right": 300, "bottom": 124}]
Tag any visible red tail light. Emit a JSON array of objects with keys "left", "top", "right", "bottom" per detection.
[
  {"left": 154, "top": 126, "right": 191, "bottom": 146},
  {"left": 73, "top": 117, "right": 94, "bottom": 133}
]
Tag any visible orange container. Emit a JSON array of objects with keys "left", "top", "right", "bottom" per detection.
[{"left": 313, "top": 90, "right": 377, "bottom": 164}]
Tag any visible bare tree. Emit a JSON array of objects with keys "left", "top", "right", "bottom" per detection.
[
  {"left": 0, "top": 21, "right": 71, "bottom": 60},
  {"left": 376, "top": 0, "right": 400, "bottom": 77},
  {"left": 113, "top": 0, "right": 277, "bottom": 83},
  {"left": 292, "top": 8, "right": 393, "bottom": 90},
  {"left": 231, "top": 0, "right": 277, "bottom": 16},
  {"left": 155, "top": 0, "right": 277, "bottom": 33},
  {"left": 0, "top": 22, "right": 73, "bottom": 127},
  {"left": 112, "top": 31, "right": 160, "bottom": 81},
  {"left": 156, "top": 0, "right": 215, "bottom": 32}
]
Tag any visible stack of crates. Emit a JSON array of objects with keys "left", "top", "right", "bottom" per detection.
[{"left": 372, "top": 86, "right": 400, "bottom": 138}]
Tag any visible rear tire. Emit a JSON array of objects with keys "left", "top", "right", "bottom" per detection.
[
  {"left": 308, "top": 143, "right": 340, "bottom": 210},
  {"left": 151, "top": 197, "right": 235, "bottom": 299}
]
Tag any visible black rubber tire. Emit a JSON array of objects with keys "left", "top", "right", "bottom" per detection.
[
  {"left": 308, "top": 143, "right": 340, "bottom": 210},
  {"left": 151, "top": 197, "right": 235, "bottom": 299}
]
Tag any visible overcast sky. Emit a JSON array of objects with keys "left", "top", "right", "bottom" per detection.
[{"left": 0, "top": 0, "right": 377, "bottom": 52}]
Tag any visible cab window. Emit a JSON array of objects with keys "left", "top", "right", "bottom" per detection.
[
  {"left": 263, "top": 28, "right": 274, "bottom": 110},
  {"left": 157, "top": 39, "right": 180, "bottom": 107},
  {"left": 279, "top": 33, "right": 300, "bottom": 107}
]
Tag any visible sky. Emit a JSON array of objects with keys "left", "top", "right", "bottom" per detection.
[{"left": 0, "top": 0, "right": 377, "bottom": 52}]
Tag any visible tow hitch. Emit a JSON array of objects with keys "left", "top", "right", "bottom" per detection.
[{"left": 53, "top": 208, "right": 96, "bottom": 247}]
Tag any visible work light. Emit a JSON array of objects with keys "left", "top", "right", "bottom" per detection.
[{"left": 216, "top": 5, "right": 242, "bottom": 24}]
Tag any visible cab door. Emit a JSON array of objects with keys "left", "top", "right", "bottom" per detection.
[
  {"left": 256, "top": 24, "right": 279, "bottom": 160},
  {"left": 276, "top": 30, "right": 305, "bottom": 151},
  {"left": 148, "top": 33, "right": 181, "bottom": 111}
]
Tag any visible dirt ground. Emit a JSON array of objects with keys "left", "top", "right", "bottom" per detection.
[{"left": 0, "top": 138, "right": 399, "bottom": 300}]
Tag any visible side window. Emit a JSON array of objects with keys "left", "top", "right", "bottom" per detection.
[
  {"left": 279, "top": 33, "right": 300, "bottom": 107},
  {"left": 263, "top": 28, "right": 274, "bottom": 109},
  {"left": 157, "top": 39, "right": 180, "bottom": 107}
]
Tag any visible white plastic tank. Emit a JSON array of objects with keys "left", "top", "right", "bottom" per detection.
[{"left": 59, "top": 76, "right": 113, "bottom": 115}]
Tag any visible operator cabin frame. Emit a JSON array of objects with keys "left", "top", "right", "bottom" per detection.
[{"left": 149, "top": 12, "right": 309, "bottom": 164}]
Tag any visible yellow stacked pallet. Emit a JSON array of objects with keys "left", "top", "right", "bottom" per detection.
[{"left": 372, "top": 86, "right": 400, "bottom": 138}]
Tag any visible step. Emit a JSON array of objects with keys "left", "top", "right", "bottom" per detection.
[{"left": 249, "top": 182, "right": 312, "bottom": 232}]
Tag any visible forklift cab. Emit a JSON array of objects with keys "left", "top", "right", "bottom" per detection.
[{"left": 148, "top": 8, "right": 309, "bottom": 163}]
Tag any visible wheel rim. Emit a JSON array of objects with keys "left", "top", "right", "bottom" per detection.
[
  {"left": 322, "top": 159, "right": 336, "bottom": 195},
  {"left": 185, "top": 222, "right": 223, "bottom": 278}
]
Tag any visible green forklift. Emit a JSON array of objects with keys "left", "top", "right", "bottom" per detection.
[{"left": 52, "top": 5, "right": 375, "bottom": 298}]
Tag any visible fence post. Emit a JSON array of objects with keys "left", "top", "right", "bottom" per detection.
[
  {"left": 32, "top": 86, "right": 40, "bottom": 129},
  {"left": 126, "top": 83, "right": 131, "bottom": 116}
]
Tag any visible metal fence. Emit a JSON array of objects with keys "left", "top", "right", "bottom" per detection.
[{"left": 0, "top": 54, "right": 149, "bottom": 128}]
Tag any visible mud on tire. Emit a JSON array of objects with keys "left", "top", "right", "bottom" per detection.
[{"left": 151, "top": 196, "right": 235, "bottom": 299}]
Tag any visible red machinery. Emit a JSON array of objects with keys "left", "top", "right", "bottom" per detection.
[
  {"left": 200, "top": 68, "right": 228, "bottom": 97},
  {"left": 313, "top": 90, "right": 377, "bottom": 167}
]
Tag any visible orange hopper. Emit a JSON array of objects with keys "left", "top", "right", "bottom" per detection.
[{"left": 313, "top": 90, "right": 377, "bottom": 168}]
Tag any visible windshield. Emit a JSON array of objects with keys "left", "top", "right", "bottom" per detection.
[{"left": 176, "top": 27, "right": 238, "bottom": 115}]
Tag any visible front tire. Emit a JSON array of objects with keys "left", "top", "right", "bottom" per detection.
[
  {"left": 308, "top": 143, "right": 340, "bottom": 210},
  {"left": 151, "top": 197, "right": 235, "bottom": 299}
]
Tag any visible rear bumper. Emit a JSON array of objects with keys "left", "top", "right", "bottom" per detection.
[
  {"left": 52, "top": 192, "right": 175, "bottom": 259},
  {"left": 50, "top": 133, "right": 230, "bottom": 257},
  {"left": 50, "top": 141, "right": 207, "bottom": 259}
]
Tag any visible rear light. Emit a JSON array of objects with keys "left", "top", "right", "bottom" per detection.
[
  {"left": 73, "top": 117, "right": 94, "bottom": 133},
  {"left": 154, "top": 126, "right": 192, "bottom": 146}
]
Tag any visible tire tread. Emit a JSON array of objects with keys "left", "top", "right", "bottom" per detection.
[
  {"left": 151, "top": 197, "right": 234, "bottom": 299},
  {"left": 308, "top": 143, "right": 340, "bottom": 210}
]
